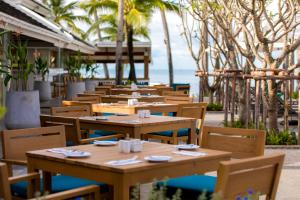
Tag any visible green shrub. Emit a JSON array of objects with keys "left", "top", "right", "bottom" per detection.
[
  {"left": 223, "top": 120, "right": 265, "bottom": 130},
  {"left": 207, "top": 103, "right": 223, "bottom": 111},
  {"left": 266, "top": 130, "right": 297, "bottom": 145},
  {"left": 291, "top": 91, "right": 298, "bottom": 100}
]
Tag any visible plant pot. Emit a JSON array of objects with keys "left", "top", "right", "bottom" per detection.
[
  {"left": 34, "top": 81, "right": 52, "bottom": 101},
  {"left": 66, "top": 82, "right": 86, "bottom": 100},
  {"left": 5, "top": 90, "right": 41, "bottom": 129},
  {"left": 85, "top": 79, "right": 99, "bottom": 91}
]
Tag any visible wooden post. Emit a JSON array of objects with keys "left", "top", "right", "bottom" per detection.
[
  {"left": 198, "top": 77, "right": 203, "bottom": 102},
  {"left": 284, "top": 80, "right": 289, "bottom": 131},
  {"left": 261, "top": 80, "right": 267, "bottom": 128},
  {"left": 231, "top": 75, "right": 236, "bottom": 125},
  {"left": 144, "top": 55, "right": 149, "bottom": 80},
  {"left": 255, "top": 79, "right": 261, "bottom": 129},
  {"left": 224, "top": 77, "right": 229, "bottom": 126},
  {"left": 245, "top": 78, "right": 250, "bottom": 128}
]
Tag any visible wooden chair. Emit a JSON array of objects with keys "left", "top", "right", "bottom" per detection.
[
  {"left": 0, "top": 162, "right": 100, "bottom": 200},
  {"left": 72, "top": 96, "right": 100, "bottom": 104},
  {"left": 40, "top": 115, "right": 123, "bottom": 145},
  {"left": 1, "top": 126, "right": 66, "bottom": 175},
  {"left": 162, "top": 90, "right": 189, "bottom": 97},
  {"left": 175, "top": 85, "right": 190, "bottom": 94},
  {"left": 201, "top": 126, "right": 266, "bottom": 159},
  {"left": 158, "top": 153, "right": 284, "bottom": 200},
  {"left": 51, "top": 105, "right": 92, "bottom": 117},
  {"left": 0, "top": 126, "right": 107, "bottom": 199},
  {"left": 164, "top": 96, "right": 192, "bottom": 104},
  {"left": 143, "top": 103, "right": 207, "bottom": 144}
]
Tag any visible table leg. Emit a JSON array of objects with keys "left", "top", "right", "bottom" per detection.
[
  {"left": 42, "top": 171, "right": 52, "bottom": 194},
  {"left": 113, "top": 181, "right": 130, "bottom": 200}
]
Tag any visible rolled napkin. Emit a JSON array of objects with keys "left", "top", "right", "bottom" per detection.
[
  {"left": 106, "top": 156, "right": 142, "bottom": 166},
  {"left": 173, "top": 150, "right": 207, "bottom": 157}
]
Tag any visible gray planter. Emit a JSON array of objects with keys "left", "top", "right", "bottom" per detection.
[
  {"left": 34, "top": 81, "right": 52, "bottom": 101},
  {"left": 5, "top": 90, "right": 41, "bottom": 129},
  {"left": 66, "top": 82, "right": 86, "bottom": 100},
  {"left": 85, "top": 79, "right": 99, "bottom": 91}
]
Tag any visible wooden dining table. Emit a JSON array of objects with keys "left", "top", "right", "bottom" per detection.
[
  {"left": 100, "top": 95, "right": 165, "bottom": 103},
  {"left": 92, "top": 102, "right": 179, "bottom": 116},
  {"left": 110, "top": 88, "right": 159, "bottom": 95},
  {"left": 26, "top": 142, "right": 232, "bottom": 200},
  {"left": 79, "top": 115, "right": 197, "bottom": 144}
]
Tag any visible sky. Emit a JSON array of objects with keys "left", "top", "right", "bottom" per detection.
[{"left": 61, "top": 0, "right": 197, "bottom": 71}]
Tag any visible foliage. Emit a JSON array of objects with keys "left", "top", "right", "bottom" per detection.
[
  {"left": 291, "top": 91, "right": 298, "bottom": 100},
  {"left": 223, "top": 120, "right": 265, "bottom": 130},
  {"left": 266, "top": 130, "right": 297, "bottom": 145},
  {"left": 207, "top": 103, "right": 223, "bottom": 111},
  {"left": 34, "top": 55, "right": 49, "bottom": 81},
  {"left": 0, "top": 107, "right": 6, "bottom": 119},
  {"left": 42, "top": 0, "right": 89, "bottom": 37},
  {"left": 64, "top": 51, "right": 83, "bottom": 79},
  {"left": 84, "top": 61, "right": 98, "bottom": 79},
  {"left": 0, "top": 39, "right": 34, "bottom": 91}
]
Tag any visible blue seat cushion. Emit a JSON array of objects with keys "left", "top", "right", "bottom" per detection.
[
  {"left": 152, "top": 112, "right": 175, "bottom": 117},
  {"left": 11, "top": 175, "right": 108, "bottom": 198},
  {"left": 93, "top": 130, "right": 117, "bottom": 136},
  {"left": 150, "top": 128, "right": 199, "bottom": 137},
  {"left": 156, "top": 175, "right": 216, "bottom": 199},
  {"left": 102, "top": 113, "right": 114, "bottom": 116}
]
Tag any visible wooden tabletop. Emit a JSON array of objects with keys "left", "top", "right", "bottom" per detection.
[
  {"left": 101, "top": 95, "right": 165, "bottom": 103},
  {"left": 92, "top": 103, "right": 179, "bottom": 114},
  {"left": 79, "top": 115, "right": 193, "bottom": 127},
  {"left": 26, "top": 142, "right": 232, "bottom": 174}
]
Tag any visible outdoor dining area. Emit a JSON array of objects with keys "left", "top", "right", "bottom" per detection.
[{"left": 0, "top": 80, "right": 285, "bottom": 200}]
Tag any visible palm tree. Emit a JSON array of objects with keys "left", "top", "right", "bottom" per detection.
[
  {"left": 116, "top": 0, "right": 125, "bottom": 84},
  {"left": 42, "top": 0, "right": 89, "bottom": 36},
  {"left": 79, "top": 0, "right": 113, "bottom": 79},
  {"left": 153, "top": 1, "right": 179, "bottom": 86}
]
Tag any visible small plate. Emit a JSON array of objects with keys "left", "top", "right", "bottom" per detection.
[
  {"left": 94, "top": 141, "right": 118, "bottom": 146},
  {"left": 144, "top": 155, "right": 172, "bottom": 162},
  {"left": 176, "top": 144, "right": 199, "bottom": 150},
  {"left": 63, "top": 151, "right": 91, "bottom": 158},
  {"left": 94, "top": 116, "right": 108, "bottom": 120}
]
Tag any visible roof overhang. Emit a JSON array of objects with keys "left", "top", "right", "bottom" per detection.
[{"left": 0, "top": 0, "right": 97, "bottom": 55}]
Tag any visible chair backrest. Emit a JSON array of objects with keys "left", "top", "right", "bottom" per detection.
[
  {"left": 51, "top": 105, "right": 91, "bottom": 117},
  {"left": 40, "top": 115, "right": 81, "bottom": 146},
  {"left": 0, "top": 163, "right": 11, "bottom": 200},
  {"left": 84, "top": 90, "right": 107, "bottom": 95},
  {"left": 201, "top": 126, "right": 266, "bottom": 159},
  {"left": 164, "top": 96, "right": 192, "bottom": 104},
  {"left": 177, "top": 103, "right": 207, "bottom": 130},
  {"left": 1, "top": 126, "right": 65, "bottom": 162},
  {"left": 162, "top": 90, "right": 189, "bottom": 97},
  {"left": 72, "top": 95, "right": 100, "bottom": 104},
  {"left": 215, "top": 154, "right": 284, "bottom": 200}
]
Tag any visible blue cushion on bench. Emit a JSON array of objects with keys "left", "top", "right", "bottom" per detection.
[
  {"left": 156, "top": 175, "right": 216, "bottom": 199},
  {"left": 150, "top": 128, "right": 199, "bottom": 137},
  {"left": 11, "top": 175, "right": 107, "bottom": 198}
]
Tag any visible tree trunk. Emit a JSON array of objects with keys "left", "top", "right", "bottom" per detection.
[
  {"left": 208, "top": 89, "right": 214, "bottom": 104},
  {"left": 267, "top": 80, "right": 279, "bottom": 132},
  {"left": 237, "top": 79, "right": 247, "bottom": 125},
  {"left": 127, "top": 25, "right": 137, "bottom": 83},
  {"left": 115, "top": 0, "right": 124, "bottom": 85},
  {"left": 160, "top": 9, "right": 173, "bottom": 86},
  {"left": 94, "top": 11, "right": 110, "bottom": 79}
]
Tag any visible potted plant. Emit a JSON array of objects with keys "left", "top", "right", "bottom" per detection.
[
  {"left": 33, "top": 53, "right": 52, "bottom": 101},
  {"left": 64, "top": 52, "right": 85, "bottom": 100},
  {"left": 0, "top": 40, "right": 40, "bottom": 129},
  {"left": 84, "top": 60, "right": 99, "bottom": 91}
]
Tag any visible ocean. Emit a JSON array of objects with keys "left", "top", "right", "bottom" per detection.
[{"left": 92, "top": 64, "right": 200, "bottom": 95}]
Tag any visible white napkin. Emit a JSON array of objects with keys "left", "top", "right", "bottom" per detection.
[
  {"left": 47, "top": 148, "right": 68, "bottom": 154},
  {"left": 173, "top": 150, "right": 207, "bottom": 157},
  {"left": 106, "top": 156, "right": 142, "bottom": 166}
]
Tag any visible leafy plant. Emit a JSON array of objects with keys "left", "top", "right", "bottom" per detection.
[
  {"left": 266, "top": 130, "right": 297, "bottom": 145},
  {"left": 207, "top": 103, "right": 223, "bottom": 111},
  {"left": 0, "top": 40, "right": 34, "bottom": 91},
  {"left": 291, "top": 91, "right": 298, "bottom": 100},
  {"left": 34, "top": 54, "right": 49, "bottom": 81},
  {"left": 84, "top": 60, "right": 98, "bottom": 79},
  {"left": 0, "top": 106, "right": 6, "bottom": 119},
  {"left": 64, "top": 51, "right": 83, "bottom": 80}
]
